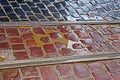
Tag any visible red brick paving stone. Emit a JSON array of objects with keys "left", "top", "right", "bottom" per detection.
[
  {"left": 75, "top": 30, "right": 90, "bottom": 39},
  {"left": 73, "top": 64, "right": 90, "bottom": 79},
  {"left": 30, "top": 47, "right": 44, "bottom": 58},
  {"left": 43, "top": 44, "right": 57, "bottom": 53},
  {"left": 40, "top": 37, "right": 51, "bottom": 43},
  {"left": 112, "top": 73, "right": 120, "bottom": 80},
  {"left": 33, "top": 27, "right": 46, "bottom": 34},
  {"left": 6, "top": 28, "right": 19, "bottom": 36},
  {"left": 54, "top": 42, "right": 66, "bottom": 50},
  {"left": 21, "top": 67, "right": 39, "bottom": 77},
  {"left": 84, "top": 25, "right": 96, "bottom": 32},
  {"left": 70, "top": 25, "right": 83, "bottom": 30},
  {"left": 92, "top": 71, "right": 112, "bottom": 80},
  {"left": 88, "top": 78, "right": 95, "bottom": 80},
  {"left": 113, "top": 27, "right": 120, "bottom": 33},
  {"left": 3, "top": 69, "right": 21, "bottom": 80},
  {"left": 57, "top": 26, "right": 71, "bottom": 33},
  {"left": 56, "top": 64, "right": 71, "bottom": 75},
  {"left": 87, "top": 44, "right": 102, "bottom": 52},
  {"left": 39, "top": 66, "right": 59, "bottom": 80},
  {"left": 44, "top": 27, "right": 57, "bottom": 31},
  {"left": 14, "top": 51, "right": 29, "bottom": 60},
  {"left": 100, "top": 42, "right": 116, "bottom": 52},
  {"left": 64, "top": 34, "right": 79, "bottom": 42},
  {"left": 49, "top": 32, "right": 62, "bottom": 39},
  {"left": 21, "top": 33, "right": 34, "bottom": 40},
  {"left": 112, "top": 41, "right": 120, "bottom": 50},
  {"left": 104, "top": 61, "right": 120, "bottom": 73},
  {"left": 24, "top": 77, "right": 40, "bottom": 80},
  {"left": 19, "top": 28, "right": 31, "bottom": 33},
  {"left": 12, "top": 44, "right": 25, "bottom": 50},
  {"left": 10, "top": 37, "right": 23, "bottom": 43},
  {"left": 89, "top": 32, "right": 105, "bottom": 42},
  {"left": 0, "top": 34, "right": 6, "bottom": 41},
  {"left": 0, "top": 42, "right": 9, "bottom": 49},
  {"left": 64, "top": 76, "right": 76, "bottom": 80},
  {"left": 80, "top": 38, "right": 95, "bottom": 45},
  {"left": 107, "top": 35, "right": 118, "bottom": 40},
  {"left": 72, "top": 43, "right": 83, "bottom": 49},
  {"left": 26, "top": 39, "right": 37, "bottom": 46},
  {"left": 0, "top": 28, "right": 4, "bottom": 33},
  {"left": 59, "top": 48, "right": 74, "bottom": 56},
  {"left": 87, "top": 62, "right": 104, "bottom": 72},
  {"left": 99, "top": 27, "right": 113, "bottom": 35}
]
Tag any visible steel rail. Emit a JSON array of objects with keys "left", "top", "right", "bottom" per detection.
[
  {"left": 0, "top": 20, "right": 120, "bottom": 27},
  {"left": 0, "top": 53, "right": 120, "bottom": 69}
]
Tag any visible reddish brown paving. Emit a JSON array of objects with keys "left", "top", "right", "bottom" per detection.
[
  {"left": 12, "top": 44, "right": 25, "bottom": 50},
  {"left": 90, "top": 32, "right": 105, "bottom": 42},
  {"left": 107, "top": 35, "right": 118, "bottom": 40},
  {"left": 72, "top": 43, "right": 83, "bottom": 49},
  {"left": 64, "top": 76, "right": 76, "bottom": 80},
  {"left": 71, "top": 25, "right": 83, "bottom": 30},
  {"left": 14, "top": 51, "right": 29, "bottom": 60},
  {"left": 99, "top": 27, "right": 113, "bottom": 35},
  {"left": 92, "top": 71, "right": 112, "bottom": 80},
  {"left": 87, "top": 44, "right": 102, "bottom": 52},
  {"left": 84, "top": 25, "right": 96, "bottom": 31},
  {"left": 40, "top": 66, "right": 59, "bottom": 80},
  {"left": 112, "top": 73, "right": 120, "bottom": 80},
  {"left": 30, "top": 47, "right": 44, "bottom": 58},
  {"left": 3, "top": 69, "right": 20, "bottom": 80},
  {"left": 0, "top": 34, "right": 6, "bottom": 41},
  {"left": 40, "top": 37, "right": 51, "bottom": 43},
  {"left": 100, "top": 42, "right": 116, "bottom": 52},
  {"left": 19, "top": 28, "right": 31, "bottom": 33},
  {"left": 0, "top": 42, "right": 9, "bottom": 49},
  {"left": 56, "top": 64, "right": 71, "bottom": 75},
  {"left": 49, "top": 32, "right": 62, "bottom": 39},
  {"left": 21, "top": 67, "right": 39, "bottom": 77},
  {"left": 21, "top": 32, "right": 34, "bottom": 40},
  {"left": 87, "top": 62, "right": 104, "bottom": 72},
  {"left": 24, "top": 77, "right": 40, "bottom": 80},
  {"left": 0, "top": 59, "right": 120, "bottom": 80},
  {"left": 59, "top": 48, "right": 73, "bottom": 56},
  {"left": 0, "top": 25, "right": 119, "bottom": 62},
  {"left": 33, "top": 27, "right": 46, "bottom": 34},
  {"left": 64, "top": 34, "right": 78, "bottom": 42},
  {"left": 10, "top": 37, "right": 23, "bottom": 43},
  {"left": 112, "top": 41, "right": 120, "bottom": 50},
  {"left": 113, "top": 27, "right": 120, "bottom": 33},
  {"left": 73, "top": 64, "right": 91, "bottom": 79},
  {"left": 43, "top": 44, "right": 57, "bottom": 53},
  {"left": 6, "top": 28, "right": 19, "bottom": 36},
  {"left": 104, "top": 60, "right": 120, "bottom": 73},
  {"left": 0, "top": 28, "right": 5, "bottom": 33},
  {"left": 44, "top": 27, "right": 57, "bottom": 30},
  {"left": 57, "top": 26, "right": 71, "bottom": 33},
  {"left": 80, "top": 38, "right": 95, "bottom": 45},
  {"left": 75, "top": 30, "right": 90, "bottom": 39},
  {"left": 54, "top": 42, "right": 66, "bottom": 50},
  {"left": 26, "top": 39, "right": 36, "bottom": 46}
]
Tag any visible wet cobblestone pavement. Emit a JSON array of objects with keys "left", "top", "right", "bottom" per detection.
[
  {"left": 0, "top": 0, "right": 120, "bottom": 22},
  {"left": 0, "top": 24, "right": 120, "bottom": 62},
  {"left": 0, "top": 0, "right": 120, "bottom": 80},
  {"left": 0, "top": 59, "right": 120, "bottom": 80}
]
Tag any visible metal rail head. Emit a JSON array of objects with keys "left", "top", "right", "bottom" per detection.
[
  {"left": 0, "top": 20, "right": 120, "bottom": 27},
  {"left": 0, "top": 53, "right": 120, "bottom": 69}
]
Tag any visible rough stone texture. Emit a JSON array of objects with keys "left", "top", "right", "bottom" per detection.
[{"left": 0, "top": 59, "right": 120, "bottom": 80}]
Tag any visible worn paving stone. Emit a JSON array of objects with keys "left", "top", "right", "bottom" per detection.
[
  {"left": 0, "top": 59, "right": 120, "bottom": 80},
  {"left": 0, "top": 24, "right": 119, "bottom": 62}
]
